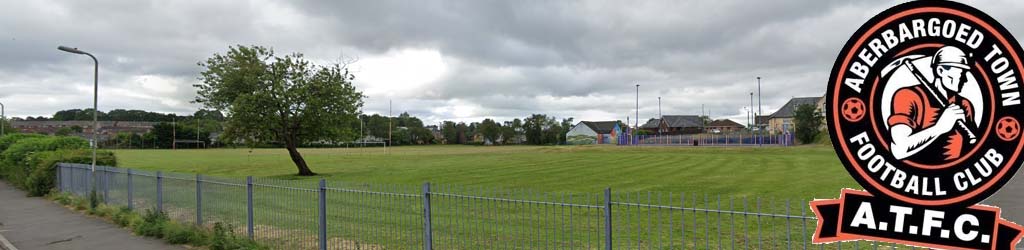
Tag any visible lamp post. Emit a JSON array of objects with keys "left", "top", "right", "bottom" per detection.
[
  {"left": 635, "top": 84, "right": 639, "bottom": 146},
  {"left": 657, "top": 96, "right": 661, "bottom": 136},
  {"left": 58, "top": 45, "right": 99, "bottom": 207},
  {"left": 757, "top": 77, "right": 762, "bottom": 147}
]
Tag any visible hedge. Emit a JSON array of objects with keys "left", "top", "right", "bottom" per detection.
[
  {"left": 25, "top": 149, "right": 116, "bottom": 196},
  {"left": 0, "top": 134, "right": 117, "bottom": 196},
  {"left": 0, "top": 133, "right": 45, "bottom": 153}
]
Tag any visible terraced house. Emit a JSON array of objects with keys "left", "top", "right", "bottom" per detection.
[{"left": 767, "top": 96, "right": 826, "bottom": 133}]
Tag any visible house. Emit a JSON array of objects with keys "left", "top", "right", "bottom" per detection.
[
  {"left": 566, "top": 121, "right": 621, "bottom": 144},
  {"left": 640, "top": 115, "right": 703, "bottom": 134},
  {"left": 705, "top": 119, "right": 744, "bottom": 133},
  {"left": 768, "top": 97, "right": 823, "bottom": 133},
  {"left": 11, "top": 120, "right": 158, "bottom": 136},
  {"left": 754, "top": 115, "right": 770, "bottom": 131},
  {"left": 425, "top": 125, "right": 444, "bottom": 144},
  {"left": 815, "top": 94, "right": 828, "bottom": 128}
]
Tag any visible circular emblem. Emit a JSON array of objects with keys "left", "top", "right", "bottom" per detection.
[
  {"left": 842, "top": 98, "right": 866, "bottom": 122},
  {"left": 996, "top": 116, "right": 1020, "bottom": 141},
  {"left": 827, "top": 1, "right": 1024, "bottom": 206}
]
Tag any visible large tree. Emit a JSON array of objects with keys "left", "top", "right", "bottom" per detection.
[{"left": 195, "top": 45, "right": 364, "bottom": 175}]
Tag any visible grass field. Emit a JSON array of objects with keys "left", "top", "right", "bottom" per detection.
[
  {"left": 93, "top": 145, "right": 909, "bottom": 249},
  {"left": 113, "top": 145, "right": 855, "bottom": 201}
]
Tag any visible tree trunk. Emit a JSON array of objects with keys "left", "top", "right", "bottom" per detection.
[{"left": 285, "top": 139, "right": 316, "bottom": 176}]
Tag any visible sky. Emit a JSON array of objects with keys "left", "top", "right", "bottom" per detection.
[{"left": 3, "top": 0, "right": 1024, "bottom": 126}]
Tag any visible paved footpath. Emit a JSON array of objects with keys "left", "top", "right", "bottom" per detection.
[
  {"left": 984, "top": 168, "right": 1024, "bottom": 224},
  {"left": 0, "top": 181, "right": 183, "bottom": 250}
]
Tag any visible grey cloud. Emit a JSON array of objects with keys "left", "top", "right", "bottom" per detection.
[{"left": 4, "top": 0, "right": 1024, "bottom": 125}]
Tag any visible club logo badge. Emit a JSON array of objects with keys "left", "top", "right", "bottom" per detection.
[{"left": 814, "top": 1, "right": 1024, "bottom": 249}]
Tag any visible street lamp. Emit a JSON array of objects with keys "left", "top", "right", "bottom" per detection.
[
  {"left": 757, "top": 77, "right": 762, "bottom": 147},
  {"left": 635, "top": 84, "right": 639, "bottom": 146},
  {"left": 59, "top": 45, "right": 99, "bottom": 207}
]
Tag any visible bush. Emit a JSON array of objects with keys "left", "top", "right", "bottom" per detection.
[
  {"left": 73, "top": 195, "right": 89, "bottom": 211},
  {"left": 24, "top": 149, "right": 116, "bottom": 196},
  {"left": 0, "top": 133, "right": 45, "bottom": 153},
  {"left": 163, "top": 222, "right": 207, "bottom": 245},
  {"left": 0, "top": 136, "right": 89, "bottom": 184},
  {"left": 50, "top": 191, "right": 75, "bottom": 206},
  {"left": 210, "top": 222, "right": 265, "bottom": 250},
  {"left": 134, "top": 209, "right": 170, "bottom": 238},
  {"left": 112, "top": 206, "right": 139, "bottom": 227}
]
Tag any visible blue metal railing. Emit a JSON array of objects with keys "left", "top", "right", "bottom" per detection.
[{"left": 57, "top": 163, "right": 905, "bottom": 250}]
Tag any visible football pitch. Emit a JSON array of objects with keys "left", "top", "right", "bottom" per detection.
[{"left": 113, "top": 145, "right": 855, "bottom": 201}]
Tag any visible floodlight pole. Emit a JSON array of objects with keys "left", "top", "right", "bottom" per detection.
[
  {"left": 58, "top": 45, "right": 99, "bottom": 207},
  {"left": 750, "top": 92, "right": 754, "bottom": 130},
  {"left": 635, "top": 84, "right": 639, "bottom": 146}
]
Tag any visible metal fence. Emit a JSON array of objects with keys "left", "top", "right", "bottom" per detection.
[
  {"left": 619, "top": 133, "right": 795, "bottom": 146},
  {"left": 57, "top": 163, "right": 923, "bottom": 250}
]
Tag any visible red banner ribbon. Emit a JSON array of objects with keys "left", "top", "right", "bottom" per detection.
[{"left": 811, "top": 190, "right": 1023, "bottom": 250}]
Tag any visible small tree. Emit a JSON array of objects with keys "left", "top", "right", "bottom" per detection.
[
  {"left": 793, "top": 104, "right": 824, "bottom": 144},
  {"left": 55, "top": 127, "right": 73, "bottom": 136},
  {"left": 195, "top": 45, "right": 364, "bottom": 175}
]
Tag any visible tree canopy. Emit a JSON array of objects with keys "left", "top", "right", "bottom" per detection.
[
  {"left": 793, "top": 103, "right": 824, "bottom": 144},
  {"left": 195, "top": 45, "right": 364, "bottom": 175}
]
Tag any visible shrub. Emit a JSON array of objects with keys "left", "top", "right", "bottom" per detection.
[
  {"left": 90, "top": 203, "right": 118, "bottom": 217},
  {"left": 0, "top": 136, "right": 89, "bottom": 185},
  {"left": 73, "top": 195, "right": 89, "bottom": 211},
  {"left": 23, "top": 149, "right": 116, "bottom": 196},
  {"left": 112, "top": 206, "right": 138, "bottom": 227},
  {"left": 50, "top": 192, "right": 75, "bottom": 206},
  {"left": 164, "top": 222, "right": 208, "bottom": 245},
  {"left": 210, "top": 222, "right": 265, "bottom": 250},
  {"left": 0, "top": 133, "right": 45, "bottom": 153},
  {"left": 134, "top": 209, "right": 170, "bottom": 238}
]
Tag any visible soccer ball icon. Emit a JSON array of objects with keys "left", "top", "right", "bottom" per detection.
[
  {"left": 997, "top": 116, "right": 1020, "bottom": 141},
  {"left": 842, "top": 98, "right": 866, "bottom": 122}
]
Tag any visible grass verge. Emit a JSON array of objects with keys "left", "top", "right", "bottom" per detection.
[{"left": 48, "top": 192, "right": 266, "bottom": 250}]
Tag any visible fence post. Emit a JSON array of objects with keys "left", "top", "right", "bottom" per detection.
[
  {"left": 318, "top": 179, "right": 327, "bottom": 250},
  {"left": 103, "top": 166, "right": 109, "bottom": 204},
  {"left": 69, "top": 165, "right": 74, "bottom": 194},
  {"left": 196, "top": 174, "right": 203, "bottom": 226},
  {"left": 605, "top": 188, "right": 612, "bottom": 250},
  {"left": 247, "top": 176, "right": 254, "bottom": 240},
  {"left": 423, "top": 182, "right": 433, "bottom": 250},
  {"left": 127, "top": 169, "right": 133, "bottom": 210},
  {"left": 56, "top": 164, "right": 62, "bottom": 193},
  {"left": 156, "top": 171, "right": 163, "bottom": 212}
]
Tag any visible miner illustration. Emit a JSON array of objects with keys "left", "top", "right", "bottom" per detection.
[{"left": 886, "top": 46, "right": 980, "bottom": 163}]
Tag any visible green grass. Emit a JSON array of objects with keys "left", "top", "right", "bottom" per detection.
[
  {"left": 114, "top": 145, "right": 855, "bottom": 201},
  {"left": 95, "top": 145, "right": 900, "bottom": 249}
]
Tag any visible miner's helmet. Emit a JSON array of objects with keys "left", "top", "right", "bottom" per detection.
[{"left": 932, "top": 46, "right": 970, "bottom": 69}]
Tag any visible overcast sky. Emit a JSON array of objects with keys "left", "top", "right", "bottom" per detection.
[{"left": 3, "top": 1, "right": 1024, "bottom": 125}]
